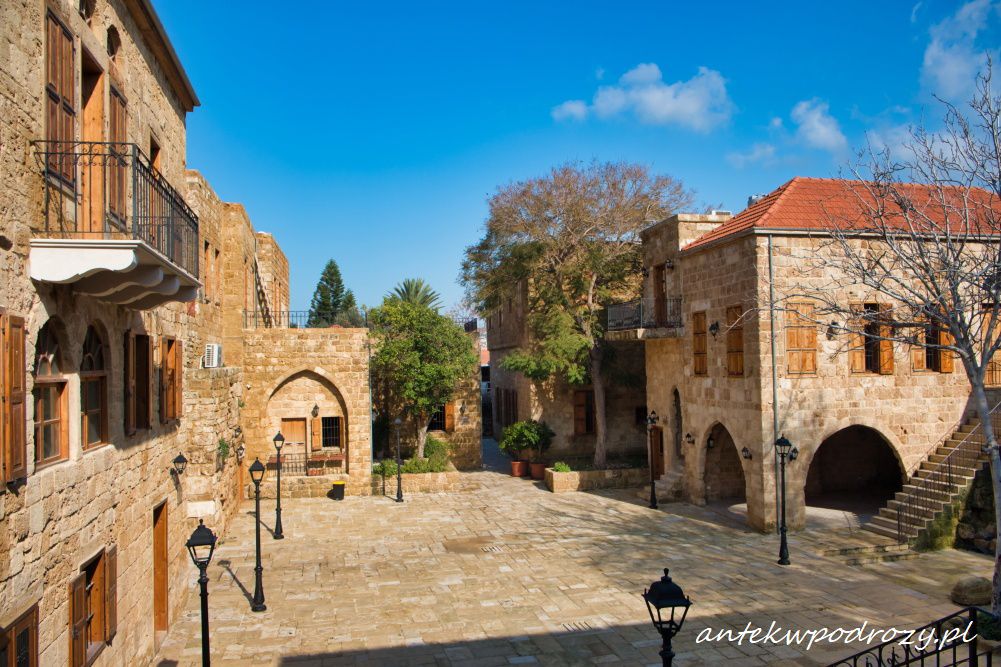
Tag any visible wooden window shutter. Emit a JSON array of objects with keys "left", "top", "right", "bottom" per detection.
[
  {"left": 124, "top": 331, "right": 136, "bottom": 435},
  {"left": 785, "top": 309, "right": 801, "bottom": 374},
  {"left": 68, "top": 572, "right": 86, "bottom": 667},
  {"left": 444, "top": 402, "right": 456, "bottom": 433},
  {"left": 911, "top": 320, "right": 926, "bottom": 371},
  {"left": 878, "top": 305, "right": 894, "bottom": 375},
  {"left": 340, "top": 416, "right": 346, "bottom": 448},
  {"left": 159, "top": 338, "right": 167, "bottom": 423},
  {"left": 105, "top": 545, "right": 118, "bottom": 641},
  {"left": 573, "top": 391, "right": 587, "bottom": 436},
  {"left": 145, "top": 336, "right": 154, "bottom": 427},
  {"left": 940, "top": 328, "right": 955, "bottom": 373},
  {"left": 849, "top": 305, "right": 865, "bottom": 373},
  {"left": 0, "top": 311, "right": 6, "bottom": 482},
  {"left": 174, "top": 340, "right": 183, "bottom": 418},
  {"left": 310, "top": 417, "right": 322, "bottom": 451},
  {"left": 6, "top": 315, "right": 26, "bottom": 481}
]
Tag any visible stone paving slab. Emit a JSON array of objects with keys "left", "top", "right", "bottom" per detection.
[{"left": 154, "top": 468, "right": 986, "bottom": 666}]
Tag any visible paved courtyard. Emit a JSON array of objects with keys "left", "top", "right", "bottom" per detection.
[{"left": 155, "top": 454, "right": 990, "bottom": 666}]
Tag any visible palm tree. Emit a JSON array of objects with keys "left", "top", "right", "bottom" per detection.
[{"left": 389, "top": 278, "right": 442, "bottom": 310}]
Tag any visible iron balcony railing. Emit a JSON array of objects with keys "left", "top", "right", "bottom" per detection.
[
  {"left": 34, "top": 140, "right": 199, "bottom": 278},
  {"left": 606, "top": 297, "right": 683, "bottom": 331},
  {"left": 244, "top": 310, "right": 314, "bottom": 329},
  {"left": 895, "top": 402, "right": 999, "bottom": 543}
]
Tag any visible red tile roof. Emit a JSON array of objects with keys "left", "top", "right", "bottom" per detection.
[{"left": 683, "top": 176, "right": 999, "bottom": 251}]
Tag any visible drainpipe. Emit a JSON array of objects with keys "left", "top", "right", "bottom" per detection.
[{"left": 768, "top": 234, "right": 780, "bottom": 534}]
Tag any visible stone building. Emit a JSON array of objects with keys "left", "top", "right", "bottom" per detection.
[
  {"left": 0, "top": 1, "right": 372, "bottom": 664},
  {"left": 610, "top": 177, "right": 982, "bottom": 533},
  {"left": 486, "top": 282, "right": 648, "bottom": 462}
]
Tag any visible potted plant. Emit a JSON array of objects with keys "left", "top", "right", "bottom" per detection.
[
  {"left": 502, "top": 420, "right": 554, "bottom": 480},
  {"left": 498, "top": 432, "right": 528, "bottom": 477}
]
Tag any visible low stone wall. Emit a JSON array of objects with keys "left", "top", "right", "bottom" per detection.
[
  {"left": 545, "top": 466, "right": 649, "bottom": 493},
  {"left": 370, "top": 467, "right": 464, "bottom": 495},
  {"left": 248, "top": 474, "right": 371, "bottom": 499}
]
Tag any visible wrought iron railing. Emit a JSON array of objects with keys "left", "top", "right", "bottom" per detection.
[
  {"left": 33, "top": 140, "right": 199, "bottom": 278},
  {"left": 895, "top": 402, "right": 999, "bottom": 543},
  {"left": 606, "top": 297, "right": 683, "bottom": 331},
  {"left": 244, "top": 310, "right": 312, "bottom": 329},
  {"left": 829, "top": 606, "right": 988, "bottom": 666}
]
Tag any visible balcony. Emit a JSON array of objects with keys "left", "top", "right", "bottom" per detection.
[
  {"left": 605, "top": 297, "right": 683, "bottom": 341},
  {"left": 29, "top": 141, "right": 200, "bottom": 309}
]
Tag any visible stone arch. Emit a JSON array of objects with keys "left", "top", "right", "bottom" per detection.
[
  {"left": 265, "top": 368, "right": 351, "bottom": 470},
  {"left": 804, "top": 425, "right": 905, "bottom": 511},
  {"left": 702, "top": 422, "right": 748, "bottom": 502}
]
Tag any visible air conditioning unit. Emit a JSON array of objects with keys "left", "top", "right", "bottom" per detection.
[{"left": 203, "top": 343, "right": 223, "bottom": 368}]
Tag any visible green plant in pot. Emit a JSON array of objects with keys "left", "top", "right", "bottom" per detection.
[{"left": 500, "top": 420, "right": 554, "bottom": 480}]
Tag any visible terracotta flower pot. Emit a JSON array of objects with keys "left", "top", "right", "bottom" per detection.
[
  {"left": 530, "top": 462, "right": 546, "bottom": 480},
  {"left": 510, "top": 460, "right": 528, "bottom": 477}
]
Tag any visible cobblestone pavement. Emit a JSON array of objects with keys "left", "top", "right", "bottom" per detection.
[{"left": 155, "top": 461, "right": 986, "bottom": 666}]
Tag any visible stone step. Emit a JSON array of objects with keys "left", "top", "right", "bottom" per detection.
[
  {"left": 862, "top": 521, "right": 905, "bottom": 541},
  {"left": 884, "top": 497, "right": 947, "bottom": 516},
  {"left": 821, "top": 542, "right": 911, "bottom": 557},
  {"left": 868, "top": 515, "right": 923, "bottom": 537},
  {"left": 917, "top": 460, "right": 981, "bottom": 477},
  {"left": 841, "top": 550, "right": 921, "bottom": 566}
]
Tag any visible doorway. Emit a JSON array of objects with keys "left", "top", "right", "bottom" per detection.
[
  {"left": 281, "top": 417, "right": 307, "bottom": 455},
  {"left": 649, "top": 425, "right": 664, "bottom": 478},
  {"left": 152, "top": 501, "right": 168, "bottom": 636},
  {"left": 80, "top": 49, "right": 104, "bottom": 235}
]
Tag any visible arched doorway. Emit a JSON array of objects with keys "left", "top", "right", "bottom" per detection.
[
  {"left": 266, "top": 370, "right": 349, "bottom": 475},
  {"left": 805, "top": 426, "right": 903, "bottom": 515},
  {"left": 703, "top": 423, "right": 746, "bottom": 502}
]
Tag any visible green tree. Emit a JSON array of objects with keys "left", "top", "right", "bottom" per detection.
[
  {"left": 308, "top": 259, "right": 350, "bottom": 327},
  {"left": 462, "top": 161, "right": 693, "bottom": 468},
  {"left": 369, "top": 299, "right": 477, "bottom": 457},
  {"left": 389, "top": 278, "right": 442, "bottom": 310},
  {"left": 333, "top": 291, "right": 366, "bottom": 327}
]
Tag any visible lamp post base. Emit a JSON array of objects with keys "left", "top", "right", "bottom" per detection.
[{"left": 777, "top": 527, "right": 790, "bottom": 565}]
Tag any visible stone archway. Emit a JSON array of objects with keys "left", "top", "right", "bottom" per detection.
[
  {"left": 805, "top": 425, "right": 904, "bottom": 515},
  {"left": 265, "top": 370, "right": 350, "bottom": 474},
  {"left": 703, "top": 423, "right": 746, "bottom": 502}
]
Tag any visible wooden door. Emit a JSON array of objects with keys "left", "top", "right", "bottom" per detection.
[
  {"left": 650, "top": 426, "right": 665, "bottom": 478},
  {"left": 80, "top": 52, "right": 104, "bottom": 235},
  {"left": 653, "top": 264, "right": 667, "bottom": 326},
  {"left": 282, "top": 417, "right": 307, "bottom": 452},
  {"left": 153, "top": 502, "right": 168, "bottom": 633}
]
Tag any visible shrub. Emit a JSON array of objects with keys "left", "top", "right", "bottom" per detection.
[
  {"left": 425, "top": 435, "right": 451, "bottom": 470},
  {"left": 217, "top": 438, "right": 231, "bottom": 459},
  {"left": 552, "top": 461, "right": 571, "bottom": 473},
  {"left": 499, "top": 420, "right": 555, "bottom": 460},
  {"left": 373, "top": 459, "right": 398, "bottom": 477}
]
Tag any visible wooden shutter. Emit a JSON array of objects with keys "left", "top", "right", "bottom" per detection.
[
  {"left": 6, "top": 315, "right": 26, "bottom": 481},
  {"left": 849, "top": 305, "right": 865, "bottom": 373},
  {"left": 0, "top": 311, "right": 5, "bottom": 482},
  {"left": 68, "top": 572, "right": 86, "bottom": 667},
  {"left": 785, "top": 309, "right": 801, "bottom": 374},
  {"left": 310, "top": 417, "right": 321, "bottom": 451},
  {"left": 174, "top": 340, "right": 183, "bottom": 418},
  {"left": 124, "top": 331, "right": 135, "bottom": 435},
  {"left": 911, "top": 320, "right": 927, "bottom": 371},
  {"left": 45, "top": 12, "right": 75, "bottom": 181},
  {"left": 576, "top": 390, "right": 588, "bottom": 436},
  {"left": 940, "top": 328, "right": 955, "bottom": 373},
  {"left": 145, "top": 336, "right": 154, "bottom": 428},
  {"left": 108, "top": 90, "right": 127, "bottom": 219},
  {"left": 105, "top": 545, "right": 118, "bottom": 641},
  {"left": 339, "top": 416, "right": 346, "bottom": 448},
  {"left": 878, "top": 304, "right": 894, "bottom": 375},
  {"left": 159, "top": 338, "right": 167, "bottom": 423},
  {"left": 444, "top": 402, "right": 455, "bottom": 433}
]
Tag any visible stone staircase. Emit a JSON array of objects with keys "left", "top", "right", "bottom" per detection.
[
  {"left": 253, "top": 259, "right": 274, "bottom": 327},
  {"left": 864, "top": 407, "right": 993, "bottom": 543},
  {"left": 637, "top": 468, "right": 683, "bottom": 503}
]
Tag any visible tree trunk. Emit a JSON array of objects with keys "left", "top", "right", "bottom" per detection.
[
  {"left": 590, "top": 345, "right": 608, "bottom": 469},
  {"left": 970, "top": 381, "right": 1001, "bottom": 618},
  {"left": 416, "top": 420, "right": 429, "bottom": 459}
]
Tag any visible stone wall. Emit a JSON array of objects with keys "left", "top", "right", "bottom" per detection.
[
  {"left": 254, "top": 232, "right": 289, "bottom": 315},
  {"left": 956, "top": 465, "right": 995, "bottom": 554},
  {"left": 544, "top": 466, "right": 650, "bottom": 493},
  {"left": 428, "top": 372, "right": 483, "bottom": 471}
]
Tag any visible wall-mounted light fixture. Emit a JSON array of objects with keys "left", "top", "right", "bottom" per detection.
[
  {"left": 706, "top": 436, "right": 715, "bottom": 449},
  {"left": 826, "top": 321, "right": 839, "bottom": 341},
  {"left": 708, "top": 321, "right": 720, "bottom": 339},
  {"left": 684, "top": 433, "right": 694, "bottom": 445},
  {"left": 171, "top": 453, "right": 188, "bottom": 476},
  {"left": 741, "top": 446, "right": 752, "bottom": 460},
  {"left": 459, "top": 401, "right": 466, "bottom": 415},
  {"left": 234, "top": 425, "right": 243, "bottom": 437},
  {"left": 311, "top": 404, "right": 320, "bottom": 418},
  {"left": 236, "top": 444, "right": 246, "bottom": 462},
  {"left": 641, "top": 266, "right": 650, "bottom": 278}
]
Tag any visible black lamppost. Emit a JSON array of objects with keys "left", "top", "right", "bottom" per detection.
[
  {"left": 249, "top": 457, "right": 267, "bottom": 612},
  {"left": 185, "top": 520, "right": 218, "bottom": 667},
  {"left": 775, "top": 435, "right": 799, "bottom": 566},
  {"left": 643, "top": 568, "right": 692, "bottom": 667},
  {"left": 394, "top": 417, "right": 403, "bottom": 503},
  {"left": 273, "top": 431, "right": 285, "bottom": 539},
  {"left": 647, "top": 411, "right": 659, "bottom": 510}
]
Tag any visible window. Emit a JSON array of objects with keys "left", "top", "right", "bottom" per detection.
[
  {"left": 159, "top": 337, "right": 182, "bottom": 422},
  {"left": 45, "top": 11, "right": 75, "bottom": 182},
  {"left": 124, "top": 333, "right": 152, "bottom": 433},
  {"left": 785, "top": 302, "right": 817, "bottom": 375},
  {"left": 0, "top": 604, "right": 39, "bottom": 667},
  {"left": 850, "top": 303, "right": 894, "bottom": 374},
  {"left": 692, "top": 311, "right": 707, "bottom": 376},
  {"left": 726, "top": 305, "right": 744, "bottom": 377},
  {"left": 1, "top": 312, "right": 27, "bottom": 483},
  {"left": 573, "top": 390, "right": 595, "bottom": 436},
  {"left": 69, "top": 547, "right": 117, "bottom": 667},
  {"left": 321, "top": 416, "right": 341, "bottom": 448},
  {"left": 428, "top": 406, "right": 445, "bottom": 432},
  {"left": 80, "top": 327, "right": 107, "bottom": 449},
  {"left": 33, "top": 322, "right": 67, "bottom": 466},
  {"left": 913, "top": 319, "right": 955, "bottom": 374},
  {"left": 108, "top": 88, "right": 127, "bottom": 224}
]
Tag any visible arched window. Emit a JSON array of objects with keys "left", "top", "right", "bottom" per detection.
[
  {"left": 33, "top": 321, "right": 67, "bottom": 465},
  {"left": 81, "top": 326, "right": 108, "bottom": 448}
]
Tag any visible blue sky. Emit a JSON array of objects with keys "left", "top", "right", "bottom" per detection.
[{"left": 157, "top": 0, "right": 1000, "bottom": 312}]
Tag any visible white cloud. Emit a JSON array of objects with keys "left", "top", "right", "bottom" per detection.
[
  {"left": 921, "top": 0, "right": 1000, "bottom": 100},
  {"left": 595, "top": 67, "right": 605, "bottom": 81},
  {"left": 911, "top": 1, "right": 923, "bottom": 23},
  {"left": 551, "top": 100, "right": 588, "bottom": 122},
  {"left": 550, "top": 63, "right": 734, "bottom": 132},
  {"left": 791, "top": 98, "right": 848, "bottom": 153},
  {"left": 726, "top": 143, "right": 777, "bottom": 168}
]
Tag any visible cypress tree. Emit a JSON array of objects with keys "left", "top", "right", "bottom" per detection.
[{"left": 307, "top": 260, "right": 348, "bottom": 327}]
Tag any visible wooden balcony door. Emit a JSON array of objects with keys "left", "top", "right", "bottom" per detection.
[
  {"left": 80, "top": 50, "right": 104, "bottom": 236},
  {"left": 153, "top": 501, "right": 168, "bottom": 635}
]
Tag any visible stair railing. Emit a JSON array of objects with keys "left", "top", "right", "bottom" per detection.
[{"left": 896, "top": 401, "right": 1001, "bottom": 543}]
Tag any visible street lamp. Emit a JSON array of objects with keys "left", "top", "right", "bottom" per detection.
[
  {"left": 647, "top": 411, "right": 660, "bottom": 510},
  {"left": 273, "top": 431, "right": 285, "bottom": 539},
  {"left": 394, "top": 417, "right": 403, "bottom": 503},
  {"left": 170, "top": 452, "right": 188, "bottom": 477},
  {"left": 185, "top": 520, "right": 217, "bottom": 667},
  {"left": 249, "top": 458, "right": 267, "bottom": 612},
  {"left": 775, "top": 435, "right": 799, "bottom": 566},
  {"left": 643, "top": 568, "right": 692, "bottom": 667}
]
